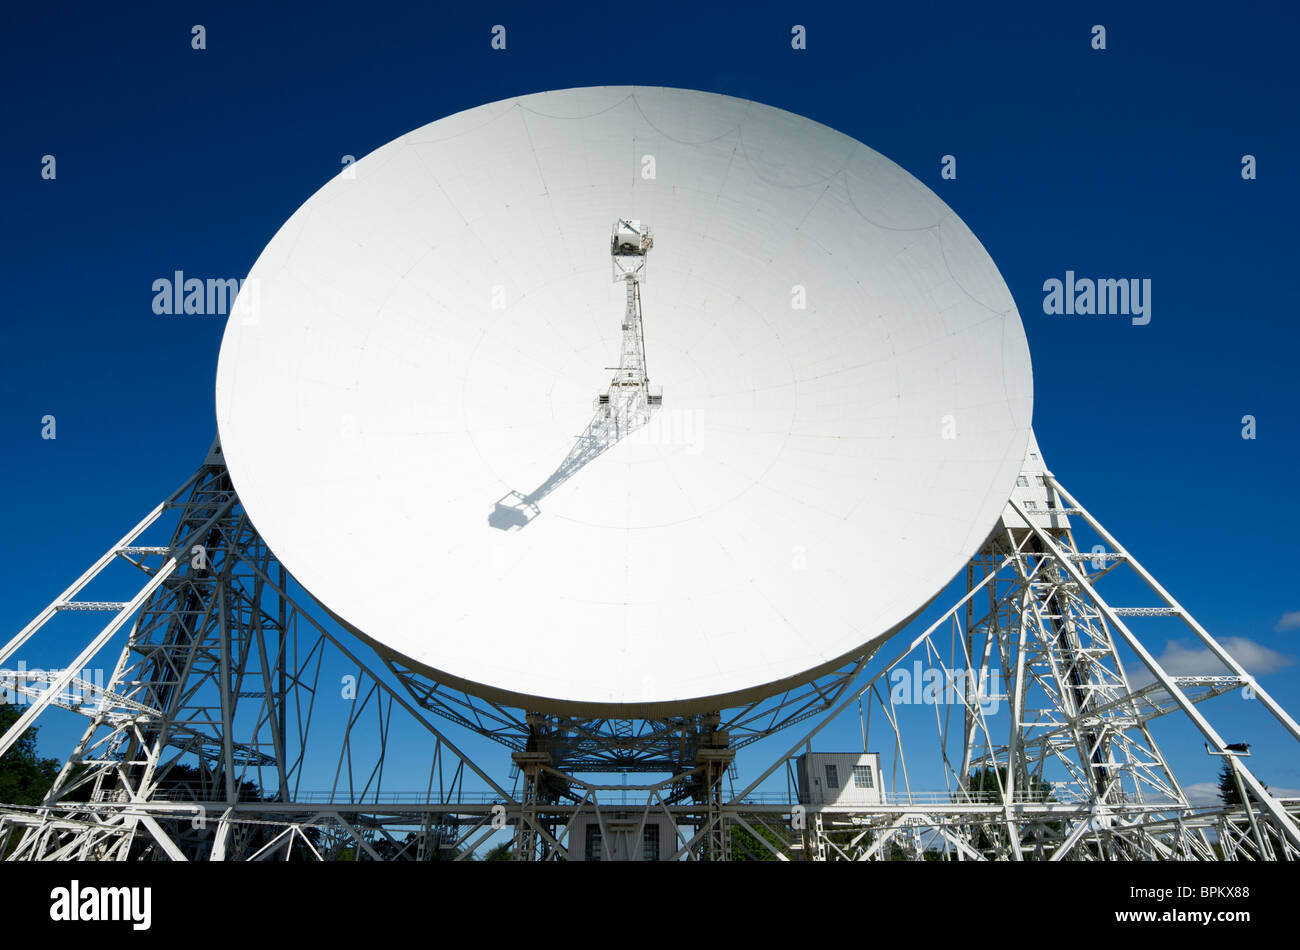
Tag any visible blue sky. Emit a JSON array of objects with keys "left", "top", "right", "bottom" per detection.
[{"left": 2, "top": 1, "right": 1298, "bottom": 804}]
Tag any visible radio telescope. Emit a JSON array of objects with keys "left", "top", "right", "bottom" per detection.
[
  {"left": 3, "top": 87, "right": 1296, "bottom": 862},
  {"left": 214, "top": 86, "right": 1033, "bottom": 716}
]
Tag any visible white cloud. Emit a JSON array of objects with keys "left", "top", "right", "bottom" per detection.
[
  {"left": 1151, "top": 637, "right": 1293, "bottom": 677},
  {"left": 1181, "top": 782, "right": 1222, "bottom": 806},
  {"left": 1128, "top": 636, "right": 1294, "bottom": 690},
  {"left": 1275, "top": 611, "right": 1300, "bottom": 632},
  {"left": 1181, "top": 781, "right": 1300, "bottom": 806}
]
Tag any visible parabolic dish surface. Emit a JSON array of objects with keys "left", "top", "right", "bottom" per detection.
[{"left": 215, "top": 86, "right": 1033, "bottom": 716}]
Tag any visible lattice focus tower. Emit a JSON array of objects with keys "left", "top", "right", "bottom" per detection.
[
  {"left": 487, "top": 219, "right": 663, "bottom": 531},
  {"left": 599, "top": 218, "right": 661, "bottom": 432}
]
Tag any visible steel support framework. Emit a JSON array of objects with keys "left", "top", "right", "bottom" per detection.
[{"left": 2, "top": 446, "right": 1297, "bottom": 860}]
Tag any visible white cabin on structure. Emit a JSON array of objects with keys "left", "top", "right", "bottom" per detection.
[
  {"left": 1000, "top": 430, "right": 1071, "bottom": 535},
  {"left": 796, "top": 752, "right": 884, "bottom": 806},
  {"left": 566, "top": 812, "right": 678, "bottom": 861}
]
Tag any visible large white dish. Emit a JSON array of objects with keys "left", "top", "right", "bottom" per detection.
[{"left": 215, "top": 86, "right": 1033, "bottom": 716}]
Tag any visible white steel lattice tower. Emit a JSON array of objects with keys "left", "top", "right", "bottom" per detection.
[{"left": 599, "top": 218, "right": 660, "bottom": 435}]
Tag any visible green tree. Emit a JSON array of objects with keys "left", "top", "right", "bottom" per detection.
[
  {"left": 149, "top": 762, "right": 263, "bottom": 802},
  {"left": 730, "top": 821, "right": 784, "bottom": 860},
  {"left": 967, "top": 766, "right": 1056, "bottom": 802},
  {"left": 0, "top": 702, "right": 61, "bottom": 806},
  {"left": 1217, "top": 761, "right": 1265, "bottom": 806},
  {"left": 1218, "top": 762, "right": 1240, "bottom": 805},
  {"left": 966, "top": 767, "right": 1060, "bottom": 855}
]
